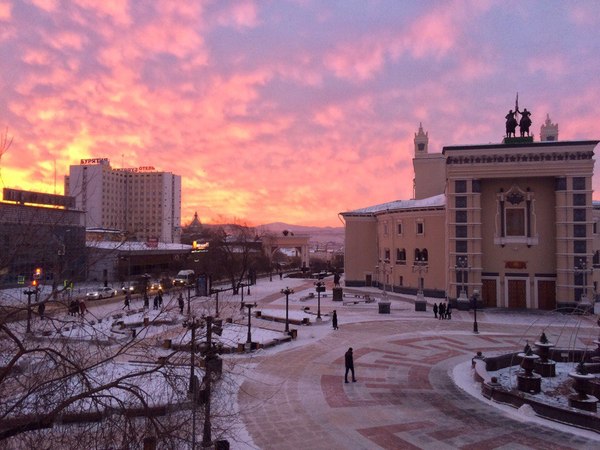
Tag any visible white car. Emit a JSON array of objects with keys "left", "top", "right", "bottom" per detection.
[{"left": 86, "top": 287, "right": 117, "bottom": 300}]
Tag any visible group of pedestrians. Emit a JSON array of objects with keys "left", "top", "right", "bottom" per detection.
[
  {"left": 68, "top": 299, "right": 86, "bottom": 317},
  {"left": 433, "top": 301, "right": 452, "bottom": 320},
  {"left": 124, "top": 290, "right": 165, "bottom": 311}
]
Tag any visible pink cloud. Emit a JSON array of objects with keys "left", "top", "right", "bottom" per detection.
[
  {"left": 0, "top": 1, "right": 12, "bottom": 20},
  {"left": 73, "top": 0, "right": 132, "bottom": 26},
  {"left": 214, "top": 0, "right": 259, "bottom": 29},
  {"left": 29, "top": 0, "right": 58, "bottom": 13}
]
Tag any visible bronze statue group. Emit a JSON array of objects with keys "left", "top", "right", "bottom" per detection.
[{"left": 505, "top": 104, "right": 532, "bottom": 138}]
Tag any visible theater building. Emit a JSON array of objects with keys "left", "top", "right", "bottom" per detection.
[{"left": 341, "top": 117, "right": 600, "bottom": 310}]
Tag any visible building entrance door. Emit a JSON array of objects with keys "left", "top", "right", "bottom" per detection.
[
  {"left": 481, "top": 279, "right": 497, "bottom": 307},
  {"left": 508, "top": 279, "right": 527, "bottom": 308},
  {"left": 537, "top": 280, "right": 556, "bottom": 310},
  {"left": 365, "top": 274, "right": 372, "bottom": 287}
]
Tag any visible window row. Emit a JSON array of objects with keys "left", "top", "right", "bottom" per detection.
[{"left": 384, "top": 248, "right": 429, "bottom": 264}]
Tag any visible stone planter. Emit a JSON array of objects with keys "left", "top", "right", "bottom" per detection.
[
  {"left": 517, "top": 353, "right": 541, "bottom": 394},
  {"left": 568, "top": 371, "right": 598, "bottom": 412}
]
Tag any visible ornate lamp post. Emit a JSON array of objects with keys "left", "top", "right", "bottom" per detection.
[
  {"left": 412, "top": 257, "right": 428, "bottom": 297},
  {"left": 281, "top": 287, "right": 294, "bottom": 333},
  {"left": 575, "top": 259, "right": 592, "bottom": 304},
  {"left": 314, "top": 281, "right": 325, "bottom": 320},
  {"left": 455, "top": 256, "right": 470, "bottom": 307}
]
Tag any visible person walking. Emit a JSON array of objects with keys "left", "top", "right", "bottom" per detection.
[
  {"left": 344, "top": 347, "right": 356, "bottom": 383},
  {"left": 332, "top": 310, "right": 338, "bottom": 330},
  {"left": 178, "top": 293, "right": 185, "bottom": 314},
  {"left": 446, "top": 302, "right": 452, "bottom": 320},
  {"left": 433, "top": 302, "right": 438, "bottom": 319},
  {"left": 153, "top": 294, "right": 159, "bottom": 310},
  {"left": 158, "top": 290, "right": 163, "bottom": 308},
  {"left": 143, "top": 292, "right": 149, "bottom": 309},
  {"left": 123, "top": 292, "right": 130, "bottom": 310}
]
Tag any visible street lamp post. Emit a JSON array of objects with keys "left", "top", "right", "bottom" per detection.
[
  {"left": 210, "top": 288, "right": 221, "bottom": 317},
  {"left": 575, "top": 259, "right": 592, "bottom": 304},
  {"left": 281, "top": 287, "right": 294, "bottom": 333},
  {"left": 314, "top": 281, "right": 325, "bottom": 320},
  {"left": 412, "top": 257, "right": 428, "bottom": 311},
  {"left": 472, "top": 290, "right": 479, "bottom": 334},
  {"left": 24, "top": 287, "right": 36, "bottom": 334},
  {"left": 412, "top": 257, "right": 428, "bottom": 296},
  {"left": 244, "top": 302, "right": 257, "bottom": 345},
  {"left": 455, "top": 256, "right": 470, "bottom": 309},
  {"left": 239, "top": 282, "right": 245, "bottom": 308}
]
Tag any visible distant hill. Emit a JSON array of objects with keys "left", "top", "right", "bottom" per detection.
[
  {"left": 198, "top": 222, "right": 345, "bottom": 244},
  {"left": 258, "top": 222, "right": 344, "bottom": 244}
]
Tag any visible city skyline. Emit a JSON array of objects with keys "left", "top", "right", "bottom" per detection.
[{"left": 1, "top": 1, "right": 600, "bottom": 227}]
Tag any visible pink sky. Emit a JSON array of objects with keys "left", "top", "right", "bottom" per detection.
[{"left": 1, "top": 0, "right": 600, "bottom": 227}]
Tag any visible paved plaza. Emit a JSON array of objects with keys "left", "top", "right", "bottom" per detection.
[{"left": 228, "top": 278, "right": 600, "bottom": 450}]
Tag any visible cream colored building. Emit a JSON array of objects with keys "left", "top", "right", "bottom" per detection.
[
  {"left": 341, "top": 118, "right": 600, "bottom": 310},
  {"left": 65, "top": 158, "right": 182, "bottom": 243}
]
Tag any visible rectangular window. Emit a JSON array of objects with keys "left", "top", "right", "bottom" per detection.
[
  {"left": 555, "top": 178, "right": 566, "bottom": 191},
  {"left": 573, "top": 193, "right": 586, "bottom": 206},
  {"left": 574, "top": 209, "right": 586, "bottom": 222},
  {"left": 456, "top": 225, "right": 468, "bottom": 238},
  {"left": 397, "top": 222, "right": 403, "bottom": 235},
  {"left": 383, "top": 222, "right": 389, "bottom": 236},
  {"left": 384, "top": 248, "right": 390, "bottom": 261},
  {"left": 573, "top": 177, "right": 586, "bottom": 191},
  {"left": 574, "top": 224, "right": 587, "bottom": 238},
  {"left": 456, "top": 211, "right": 467, "bottom": 223},
  {"left": 574, "top": 240, "right": 587, "bottom": 254},
  {"left": 455, "top": 196, "right": 467, "bottom": 208},
  {"left": 472, "top": 180, "right": 481, "bottom": 193},
  {"left": 455, "top": 180, "right": 467, "bottom": 193},
  {"left": 506, "top": 208, "right": 525, "bottom": 236},
  {"left": 456, "top": 240, "right": 467, "bottom": 253},
  {"left": 416, "top": 222, "right": 424, "bottom": 235}
]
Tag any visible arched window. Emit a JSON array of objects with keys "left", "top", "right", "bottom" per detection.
[
  {"left": 396, "top": 248, "right": 406, "bottom": 264},
  {"left": 414, "top": 248, "right": 421, "bottom": 261},
  {"left": 421, "top": 248, "right": 428, "bottom": 262}
]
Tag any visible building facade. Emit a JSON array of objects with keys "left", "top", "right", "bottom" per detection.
[
  {"left": 0, "top": 189, "right": 86, "bottom": 287},
  {"left": 65, "top": 158, "right": 182, "bottom": 243},
  {"left": 341, "top": 118, "right": 600, "bottom": 310}
]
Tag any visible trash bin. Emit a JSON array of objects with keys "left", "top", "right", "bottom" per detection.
[
  {"left": 378, "top": 302, "right": 391, "bottom": 314},
  {"left": 333, "top": 287, "right": 343, "bottom": 301}
]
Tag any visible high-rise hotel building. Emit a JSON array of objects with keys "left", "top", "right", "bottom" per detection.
[{"left": 65, "top": 158, "right": 181, "bottom": 243}]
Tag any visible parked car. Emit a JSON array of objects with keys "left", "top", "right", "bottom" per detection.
[
  {"left": 86, "top": 287, "right": 117, "bottom": 300},
  {"left": 149, "top": 280, "right": 162, "bottom": 291}
]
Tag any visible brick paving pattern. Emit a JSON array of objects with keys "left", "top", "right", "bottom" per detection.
[{"left": 238, "top": 311, "right": 600, "bottom": 449}]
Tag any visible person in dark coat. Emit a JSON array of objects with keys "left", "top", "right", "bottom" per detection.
[
  {"left": 433, "top": 302, "right": 438, "bottom": 319},
  {"left": 446, "top": 302, "right": 452, "bottom": 320},
  {"left": 178, "top": 293, "right": 185, "bottom": 314},
  {"left": 38, "top": 301, "right": 46, "bottom": 319},
  {"left": 69, "top": 300, "right": 78, "bottom": 316},
  {"left": 345, "top": 347, "right": 356, "bottom": 383},
  {"left": 143, "top": 292, "right": 149, "bottom": 309},
  {"left": 123, "top": 293, "right": 130, "bottom": 310},
  {"left": 158, "top": 290, "right": 163, "bottom": 308},
  {"left": 438, "top": 302, "right": 446, "bottom": 320},
  {"left": 153, "top": 294, "right": 159, "bottom": 310},
  {"left": 79, "top": 299, "right": 87, "bottom": 316},
  {"left": 332, "top": 310, "right": 338, "bottom": 330}
]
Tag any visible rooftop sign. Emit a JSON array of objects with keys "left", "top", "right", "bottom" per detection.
[{"left": 3, "top": 188, "right": 76, "bottom": 208}]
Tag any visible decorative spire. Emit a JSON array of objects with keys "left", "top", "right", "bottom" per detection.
[{"left": 540, "top": 114, "right": 559, "bottom": 142}]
